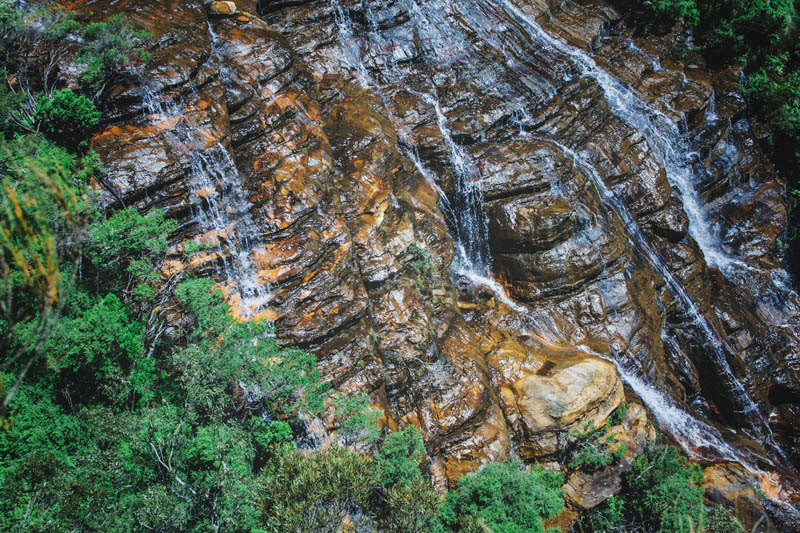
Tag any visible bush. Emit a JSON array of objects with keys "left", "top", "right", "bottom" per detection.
[
  {"left": 606, "top": 402, "right": 628, "bottom": 426},
  {"left": 34, "top": 89, "right": 101, "bottom": 142},
  {"left": 574, "top": 494, "right": 624, "bottom": 532},
  {"left": 574, "top": 440, "right": 707, "bottom": 532},
  {"left": 376, "top": 425, "right": 427, "bottom": 488},
  {"left": 80, "top": 14, "right": 152, "bottom": 93},
  {"left": 565, "top": 421, "right": 627, "bottom": 474},
  {"left": 697, "top": 0, "right": 794, "bottom": 66},
  {"left": 626, "top": 442, "right": 705, "bottom": 532},
  {"left": 332, "top": 391, "right": 382, "bottom": 445},
  {"left": 37, "top": 293, "right": 150, "bottom": 404},
  {"left": 172, "top": 278, "right": 329, "bottom": 422},
  {"left": 259, "top": 445, "right": 378, "bottom": 532},
  {"left": 435, "top": 461, "right": 564, "bottom": 533},
  {"left": 0, "top": 134, "right": 94, "bottom": 411},
  {"left": 380, "top": 477, "right": 441, "bottom": 533}
]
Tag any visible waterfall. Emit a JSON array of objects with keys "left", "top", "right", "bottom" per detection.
[
  {"left": 417, "top": 91, "right": 491, "bottom": 274},
  {"left": 496, "top": 0, "right": 737, "bottom": 274},
  {"left": 325, "top": 0, "right": 792, "bottom": 479},
  {"left": 332, "top": 0, "right": 492, "bottom": 275},
  {"left": 331, "top": 0, "right": 374, "bottom": 89},
  {"left": 486, "top": 0, "right": 794, "bottom": 458},
  {"left": 141, "top": 88, "right": 270, "bottom": 318},
  {"left": 548, "top": 139, "right": 780, "bottom": 446}
]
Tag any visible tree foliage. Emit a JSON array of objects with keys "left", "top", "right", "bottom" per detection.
[
  {"left": 0, "top": 135, "right": 93, "bottom": 411},
  {"left": 79, "top": 13, "right": 152, "bottom": 94},
  {"left": 435, "top": 461, "right": 564, "bottom": 533}
]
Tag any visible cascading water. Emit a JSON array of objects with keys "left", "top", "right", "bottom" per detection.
[
  {"left": 332, "top": 0, "right": 492, "bottom": 276},
  {"left": 481, "top": 0, "right": 800, "bottom": 457},
  {"left": 418, "top": 91, "right": 491, "bottom": 274},
  {"left": 547, "top": 139, "right": 786, "bottom": 462},
  {"left": 495, "top": 0, "right": 736, "bottom": 273},
  {"left": 142, "top": 88, "right": 270, "bottom": 318},
  {"left": 326, "top": 0, "right": 796, "bottom": 489},
  {"left": 495, "top": 0, "right": 800, "bottom": 334}
]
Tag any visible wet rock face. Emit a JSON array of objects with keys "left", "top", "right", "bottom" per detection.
[
  {"left": 703, "top": 463, "right": 777, "bottom": 532},
  {"left": 68, "top": 0, "right": 800, "bottom": 498}
]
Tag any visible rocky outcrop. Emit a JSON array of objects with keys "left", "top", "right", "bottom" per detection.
[
  {"left": 703, "top": 463, "right": 777, "bottom": 532},
  {"left": 64, "top": 0, "right": 800, "bottom": 514}
]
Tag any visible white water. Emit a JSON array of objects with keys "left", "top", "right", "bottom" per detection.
[
  {"left": 485, "top": 0, "right": 794, "bottom": 457},
  {"left": 547, "top": 139, "right": 770, "bottom": 428},
  {"left": 586, "top": 348, "right": 745, "bottom": 463},
  {"left": 331, "top": 0, "right": 374, "bottom": 89},
  {"left": 416, "top": 91, "right": 491, "bottom": 274},
  {"left": 326, "top": 0, "right": 789, "bottom": 472},
  {"left": 142, "top": 88, "right": 269, "bottom": 317},
  {"left": 497, "top": 0, "right": 737, "bottom": 274}
]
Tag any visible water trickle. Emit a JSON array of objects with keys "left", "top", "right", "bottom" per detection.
[
  {"left": 497, "top": 0, "right": 737, "bottom": 274},
  {"left": 547, "top": 138, "right": 777, "bottom": 443},
  {"left": 142, "top": 87, "right": 269, "bottom": 318},
  {"left": 331, "top": 0, "right": 374, "bottom": 89},
  {"left": 417, "top": 91, "right": 491, "bottom": 275},
  {"left": 706, "top": 90, "right": 719, "bottom": 125}
]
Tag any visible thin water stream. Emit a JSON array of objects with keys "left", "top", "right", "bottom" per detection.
[
  {"left": 142, "top": 86, "right": 269, "bottom": 318},
  {"left": 325, "top": 0, "right": 795, "bottom": 493}
]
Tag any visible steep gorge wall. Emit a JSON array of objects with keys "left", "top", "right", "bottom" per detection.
[{"left": 66, "top": 0, "right": 800, "bottom": 518}]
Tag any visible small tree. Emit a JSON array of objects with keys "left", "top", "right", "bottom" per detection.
[
  {"left": 79, "top": 14, "right": 152, "bottom": 97},
  {"left": 435, "top": 461, "right": 564, "bottom": 533}
]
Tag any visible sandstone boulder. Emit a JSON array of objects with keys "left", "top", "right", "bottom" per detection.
[
  {"left": 563, "top": 460, "right": 628, "bottom": 511},
  {"left": 513, "top": 355, "right": 624, "bottom": 457},
  {"left": 562, "top": 401, "right": 653, "bottom": 510},
  {"left": 703, "top": 463, "right": 776, "bottom": 533},
  {"left": 209, "top": 1, "right": 237, "bottom": 15}
]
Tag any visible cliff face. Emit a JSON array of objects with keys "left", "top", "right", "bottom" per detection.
[{"left": 69, "top": 0, "right": 800, "bottom": 518}]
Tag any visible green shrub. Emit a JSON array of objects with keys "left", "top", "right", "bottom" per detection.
[
  {"left": 698, "top": 0, "right": 794, "bottom": 66},
  {"left": 182, "top": 239, "right": 210, "bottom": 258},
  {"left": 574, "top": 494, "right": 625, "bottom": 532},
  {"left": 376, "top": 425, "right": 427, "bottom": 488},
  {"left": 86, "top": 207, "right": 176, "bottom": 291},
  {"left": 645, "top": 0, "right": 699, "bottom": 27},
  {"left": 380, "top": 477, "right": 441, "bottom": 533},
  {"left": 435, "top": 461, "right": 564, "bottom": 533},
  {"left": 0, "top": 134, "right": 94, "bottom": 410},
  {"left": 259, "top": 445, "right": 378, "bottom": 532},
  {"left": 407, "top": 242, "right": 435, "bottom": 290},
  {"left": 34, "top": 89, "right": 101, "bottom": 142},
  {"left": 574, "top": 440, "right": 707, "bottom": 532},
  {"left": 36, "top": 293, "right": 151, "bottom": 404},
  {"left": 172, "top": 278, "right": 329, "bottom": 422},
  {"left": 626, "top": 442, "right": 705, "bottom": 532},
  {"left": 80, "top": 14, "right": 152, "bottom": 93},
  {"left": 607, "top": 402, "right": 628, "bottom": 426},
  {"left": 332, "top": 391, "right": 382, "bottom": 445},
  {"left": 561, "top": 420, "right": 626, "bottom": 474}
]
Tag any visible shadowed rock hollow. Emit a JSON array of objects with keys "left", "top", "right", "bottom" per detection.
[{"left": 66, "top": 0, "right": 800, "bottom": 524}]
